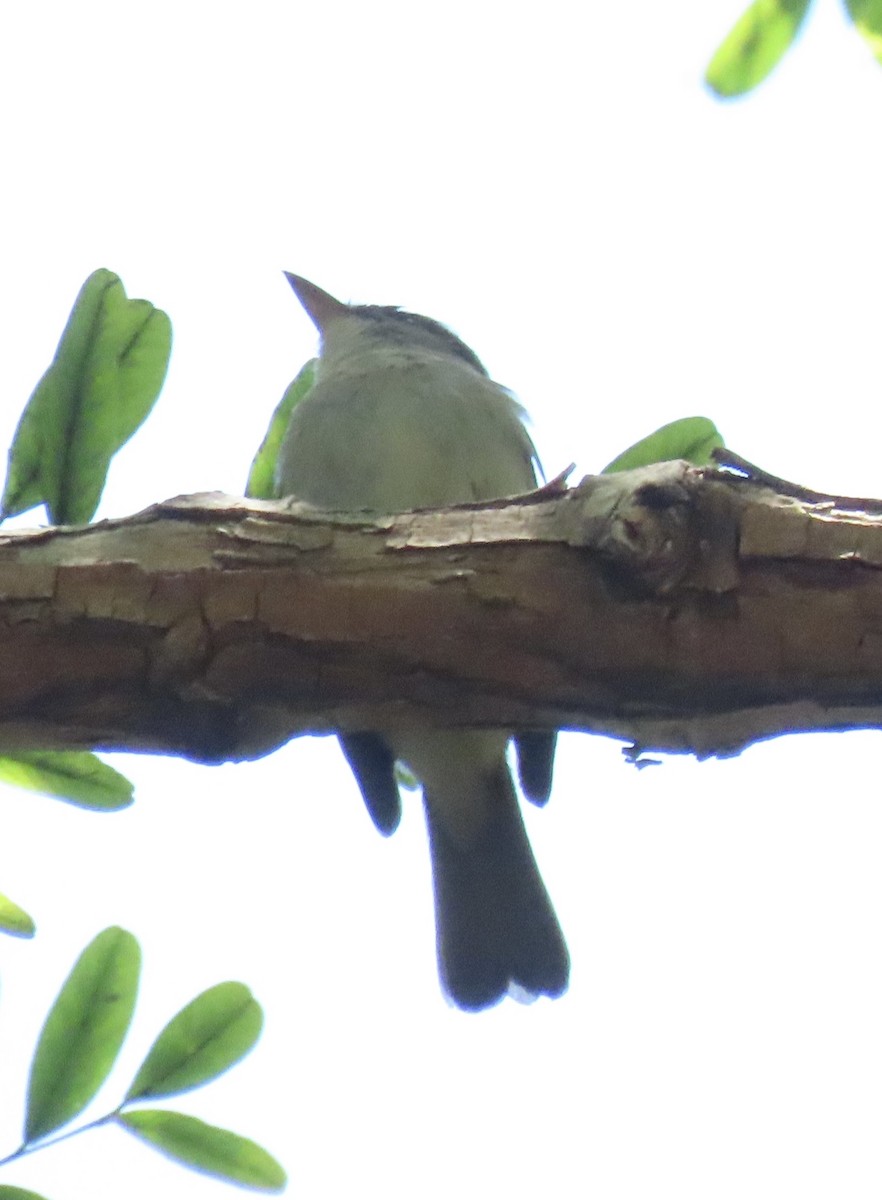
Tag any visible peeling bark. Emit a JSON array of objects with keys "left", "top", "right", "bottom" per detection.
[{"left": 0, "top": 460, "right": 880, "bottom": 763}]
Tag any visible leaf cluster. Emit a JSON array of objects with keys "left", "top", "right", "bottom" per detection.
[
  {"left": 706, "top": 0, "right": 882, "bottom": 97},
  {"left": 0, "top": 928, "right": 285, "bottom": 1196}
]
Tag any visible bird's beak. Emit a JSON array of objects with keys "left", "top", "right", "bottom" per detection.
[{"left": 284, "top": 272, "right": 349, "bottom": 333}]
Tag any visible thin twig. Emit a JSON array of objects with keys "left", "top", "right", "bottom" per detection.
[{"left": 711, "top": 448, "right": 882, "bottom": 513}]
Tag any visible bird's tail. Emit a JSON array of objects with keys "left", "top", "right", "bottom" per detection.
[{"left": 423, "top": 765, "right": 569, "bottom": 1011}]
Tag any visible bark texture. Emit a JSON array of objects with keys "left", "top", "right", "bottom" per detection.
[{"left": 0, "top": 461, "right": 880, "bottom": 762}]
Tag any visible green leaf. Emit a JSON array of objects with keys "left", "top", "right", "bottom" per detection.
[
  {"left": 118, "top": 1110, "right": 286, "bottom": 1192},
  {"left": 602, "top": 417, "right": 724, "bottom": 475},
  {"left": 2, "top": 268, "right": 172, "bottom": 525},
  {"left": 0, "top": 891, "right": 36, "bottom": 938},
  {"left": 844, "top": 0, "right": 882, "bottom": 63},
  {"left": 125, "top": 982, "right": 263, "bottom": 1101},
  {"left": 0, "top": 1188, "right": 53, "bottom": 1200},
  {"left": 247, "top": 360, "right": 316, "bottom": 499},
  {"left": 705, "top": 0, "right": 813, "bottom": 97},
  {"left": 25, "top": 927, "right": 141, "bottom": 1142},
  {"left": 0, "top": 751, "right": 134, "bottom": 811}
]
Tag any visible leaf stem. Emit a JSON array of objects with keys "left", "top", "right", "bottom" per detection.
[{"left": 0, "top": 1110, "right": 119, "bottom": 1168}]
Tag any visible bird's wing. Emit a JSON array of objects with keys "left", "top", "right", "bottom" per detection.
[
  {"left": 514, "top": 731, "right": 558, "bottom": 806},
  {"left": 339, "top": 732, "right": 401, "bottom": 836}
]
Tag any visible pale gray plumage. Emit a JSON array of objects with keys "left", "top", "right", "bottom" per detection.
[{"left": 275, "top": 273, "right": 568, "bottom": 1010}]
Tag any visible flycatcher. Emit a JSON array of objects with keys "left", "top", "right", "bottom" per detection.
[{"left": 275, "top": 273, "right": 569, "bottom": 1010}]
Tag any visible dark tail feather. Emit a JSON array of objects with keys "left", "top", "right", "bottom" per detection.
[{"left": 424, "top": 767, "right": 569, "bottom": 1011}]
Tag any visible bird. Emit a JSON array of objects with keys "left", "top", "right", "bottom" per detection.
[{"left": 275, "top": 273, "right": 569, "bottom": 1010}]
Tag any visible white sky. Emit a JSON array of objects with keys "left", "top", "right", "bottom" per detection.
[{"left": 2, "top": 1, "right": 882, "bottom": 1197}]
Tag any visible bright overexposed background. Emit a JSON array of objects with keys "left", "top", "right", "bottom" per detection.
[{"left": 2, "top": 2, "right": 882, "bottom": 1197}]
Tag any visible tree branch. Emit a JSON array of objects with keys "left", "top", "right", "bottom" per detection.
[{"left": 1, "top": 460, "right": 880, "bottom": 762}]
